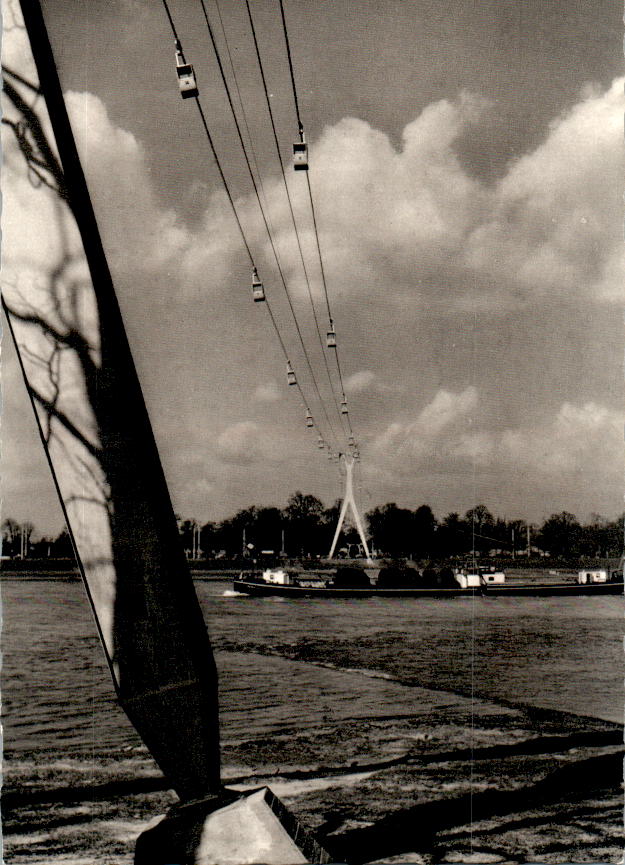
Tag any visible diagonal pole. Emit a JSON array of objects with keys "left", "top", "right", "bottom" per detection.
[
  {"left": 7, "top": 6, "right": 335, "bottom": 860},
  {"left": 12, "top": 0, "right": 221, "bottom": 800}
]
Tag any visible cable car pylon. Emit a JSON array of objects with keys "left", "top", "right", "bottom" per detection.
[{"left": 328, "top": 453, "right": 372, "bottom": 563}]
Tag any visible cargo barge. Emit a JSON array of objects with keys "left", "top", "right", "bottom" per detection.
[{"left": 232, "top": 565, "right": 624, "bottom": 598}]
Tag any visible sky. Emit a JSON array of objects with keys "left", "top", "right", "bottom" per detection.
[{"left": 2, "top": 0, "right": 623, "bottom": 538}]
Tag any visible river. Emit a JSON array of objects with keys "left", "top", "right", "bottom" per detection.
[{"left": 2, "top": 576, "right": 623, "bottom": 863}]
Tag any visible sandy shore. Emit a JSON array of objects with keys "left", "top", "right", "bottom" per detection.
[{"left": 4, "top": 689, "right": 622, "bottom": 863}]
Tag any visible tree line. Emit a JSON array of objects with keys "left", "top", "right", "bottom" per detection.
[
  {"left": 165, "top": 499, "right": 625, "bottom": 561},
  {"left": 3, "top": 496, "right": 622, "bottom": 562}
]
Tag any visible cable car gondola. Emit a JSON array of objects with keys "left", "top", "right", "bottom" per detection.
[
  {"left": 175, "top": 40, "right": 198, "bottom": 99},
  {"left": 326, "top": 324, "right": 336, "bottom": 348},
  {"left": 340, "top": 399, "right": 348, "bottom": 415},
  {"left": 317, "top": 437, "right": 325, "bottom": 450},
  {"left": 306, "top": 411, "right": 314, "bottom": 428},
  {"left": 293, "top": 123, "right": 308, "bottom": 171},
  {"left": 252, "top": 267, "right": 265, "bottom": 302},
  {"left": 287, "top": 362, "right": 297, "bottom": 386}
]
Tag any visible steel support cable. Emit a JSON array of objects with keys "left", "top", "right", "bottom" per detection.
[
  {"left": 279, "top": 0, "right": 356, "bottom": 443},
  {"left": 264, "top": 297, "right": 327, "bottom": 446},
  {"left": 161, "top": 0, "right": 180, "bottom": 41},
  {"left": 200, "top": 0, "right": 272, "bottom": 227},
  {"left": 163, "top": 4, "right": 256, "bottom": 267},
  {"left": 302, "top": 132, "right": 354, "bottom": 439},
  {"left": 331, "top": 338, "right": 354, "bottom": 437},
  {"left": 195, "top": 0, "right": 340, "bottom": 452},
  {"left": 243, "top": 0, "right": 347, "bottom": 443},
  {"left": 277, "top": 0, "right": 302, "bottom": 128},
  {"left": 277, "top": 3, "right": 338, "bottom": 336},
  {"left": 160, "top": 0, "right": 338, "bottom": 452},
  {"left": 194, "top": 100, "right": 256, "bottom": 265},
  {"left": 196, "top": 106, "right": 336, "bottom": 451},
  {"left": 211, "top": 0, "right": 333, "bottom": 452},
  {"left": 304, "top": 173, "right": 335, "bottom": 340},
  {"left": 213, "top": 0, "right": 269, "bottom": 216}
]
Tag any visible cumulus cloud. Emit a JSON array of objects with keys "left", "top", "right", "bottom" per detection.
[
  {"left": 62, "top": 77, "right": 624, "bottom": 314},
  {"left": 215, "top": 420, "right": 285, "bottom": 466},
  {"left": 344, "top": 370, "right": 402, "bottom": 395},
  {"left": 63, "top": 91, "right": 243, "bottom": 296},
  {"left": 242, "top": 79, "right": 622, "bottom": 312},
  {"left": 446, "top": 401, "right": 620, "bottom": 483},
  {"left": 371, "top": 387, "right": 478, "bottom": 459},
  {"left": 465, "top": 78, "right": 624, "bottom": 304},
  {"left": 416, "top": 387, "right": 478, "bottom": 436},
  {"left": 3, "top": 12, "right": 621, "bottom": 530},
  {"left": 314, "top": 93, "right": 488, "bottom": 261},
  {"left": 216, "top": 421, "right": 263, "bottom": 465},
  {"left": 345, "top": 370, "right": 376, "bottom": 393},
  {"left": 252, "top": 380, "right": 281, "bottom": 402},
  {"left": 499, "top": 401, "right": 620, "bottom": 476},
  {"left": 7, "top": 0, "right": 620, "bottom": 319},
  {"left": 371, "top": 390, "right": 619, "bottom": 495}
]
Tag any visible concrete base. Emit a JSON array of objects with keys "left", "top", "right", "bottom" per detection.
[{"left": 134, "top": 786, "right": 334, "bottom": 865}]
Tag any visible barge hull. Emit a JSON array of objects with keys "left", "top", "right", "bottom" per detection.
[
  {"left": 484, "top": 582, "right": 623, "bottom": 597},
  {"left": 232, "top": 579, "right": 624, "bottom": 599},
  {"left": 233, "top": 580, "right": 474, "bottom": 598}
]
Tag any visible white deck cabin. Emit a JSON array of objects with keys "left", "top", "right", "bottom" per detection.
[
  {"left": 455, "top": 566, "right": 506, "bottom": 588},
  {"left": 577, "top": 569, "right": 607, "bottom": 584},
  {"left": 262, "top": 568, "right": 291, "bottom": 585}
]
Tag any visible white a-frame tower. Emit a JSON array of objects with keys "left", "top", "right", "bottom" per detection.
[{"left": 328, "top": 454, "right": 372, "bottom": 562}]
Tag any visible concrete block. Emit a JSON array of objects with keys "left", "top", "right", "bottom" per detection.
[{"left": 135, "top": 786, "right": 333, "bottom": 865}]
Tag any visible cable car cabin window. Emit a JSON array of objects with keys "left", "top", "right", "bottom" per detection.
[
  {"left": 177, "top": 64, "right": 198, "bottom": 98},
  {"left": 252, "top": 268, "right": 265, "bottom": 302},
  {"left": 293, "top": 142, "right": 308, "bottom": 171}
]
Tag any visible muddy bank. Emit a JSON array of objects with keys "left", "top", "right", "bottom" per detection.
[{"left": 4, "top": 695, "right": 622, "bottom": 863}]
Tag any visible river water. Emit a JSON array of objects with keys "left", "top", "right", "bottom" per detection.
[{"left": 2, "top": 576, "right": 623, "bottom": 863}]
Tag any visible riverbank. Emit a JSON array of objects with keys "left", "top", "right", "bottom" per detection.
[
  {"left": 3, "top": 578, "right": 622, "bottom": 863},
  {"left": 0, "top": 564, "right": 612, "bottom": 582},
  {"left": 3, "top": 672, "right": 622, "bottom": 864},
  {"left": 1, "top": 555, "right": 619, "bottom": 579}
]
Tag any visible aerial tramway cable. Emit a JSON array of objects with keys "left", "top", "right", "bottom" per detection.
[
  {"left": 195, "top": 0, "right": 342, "bottom": 452},
  {"left": 213, "top": 0, "right": 272, "bottom": 219},
  {"left": 159, "top": 0, "right": 339, "bottom": 454},
  {"left": 277, "top": 0, "right": 302, "bottom": 129},
  {"left": 211, "top": 11, "right": 346, "bottom": 470},
  {"left": 243, "top": 0, "right": 348, "bottom": 441},
  {"left": 278, "top": 0, "right": 356, "bottom": 444}
]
